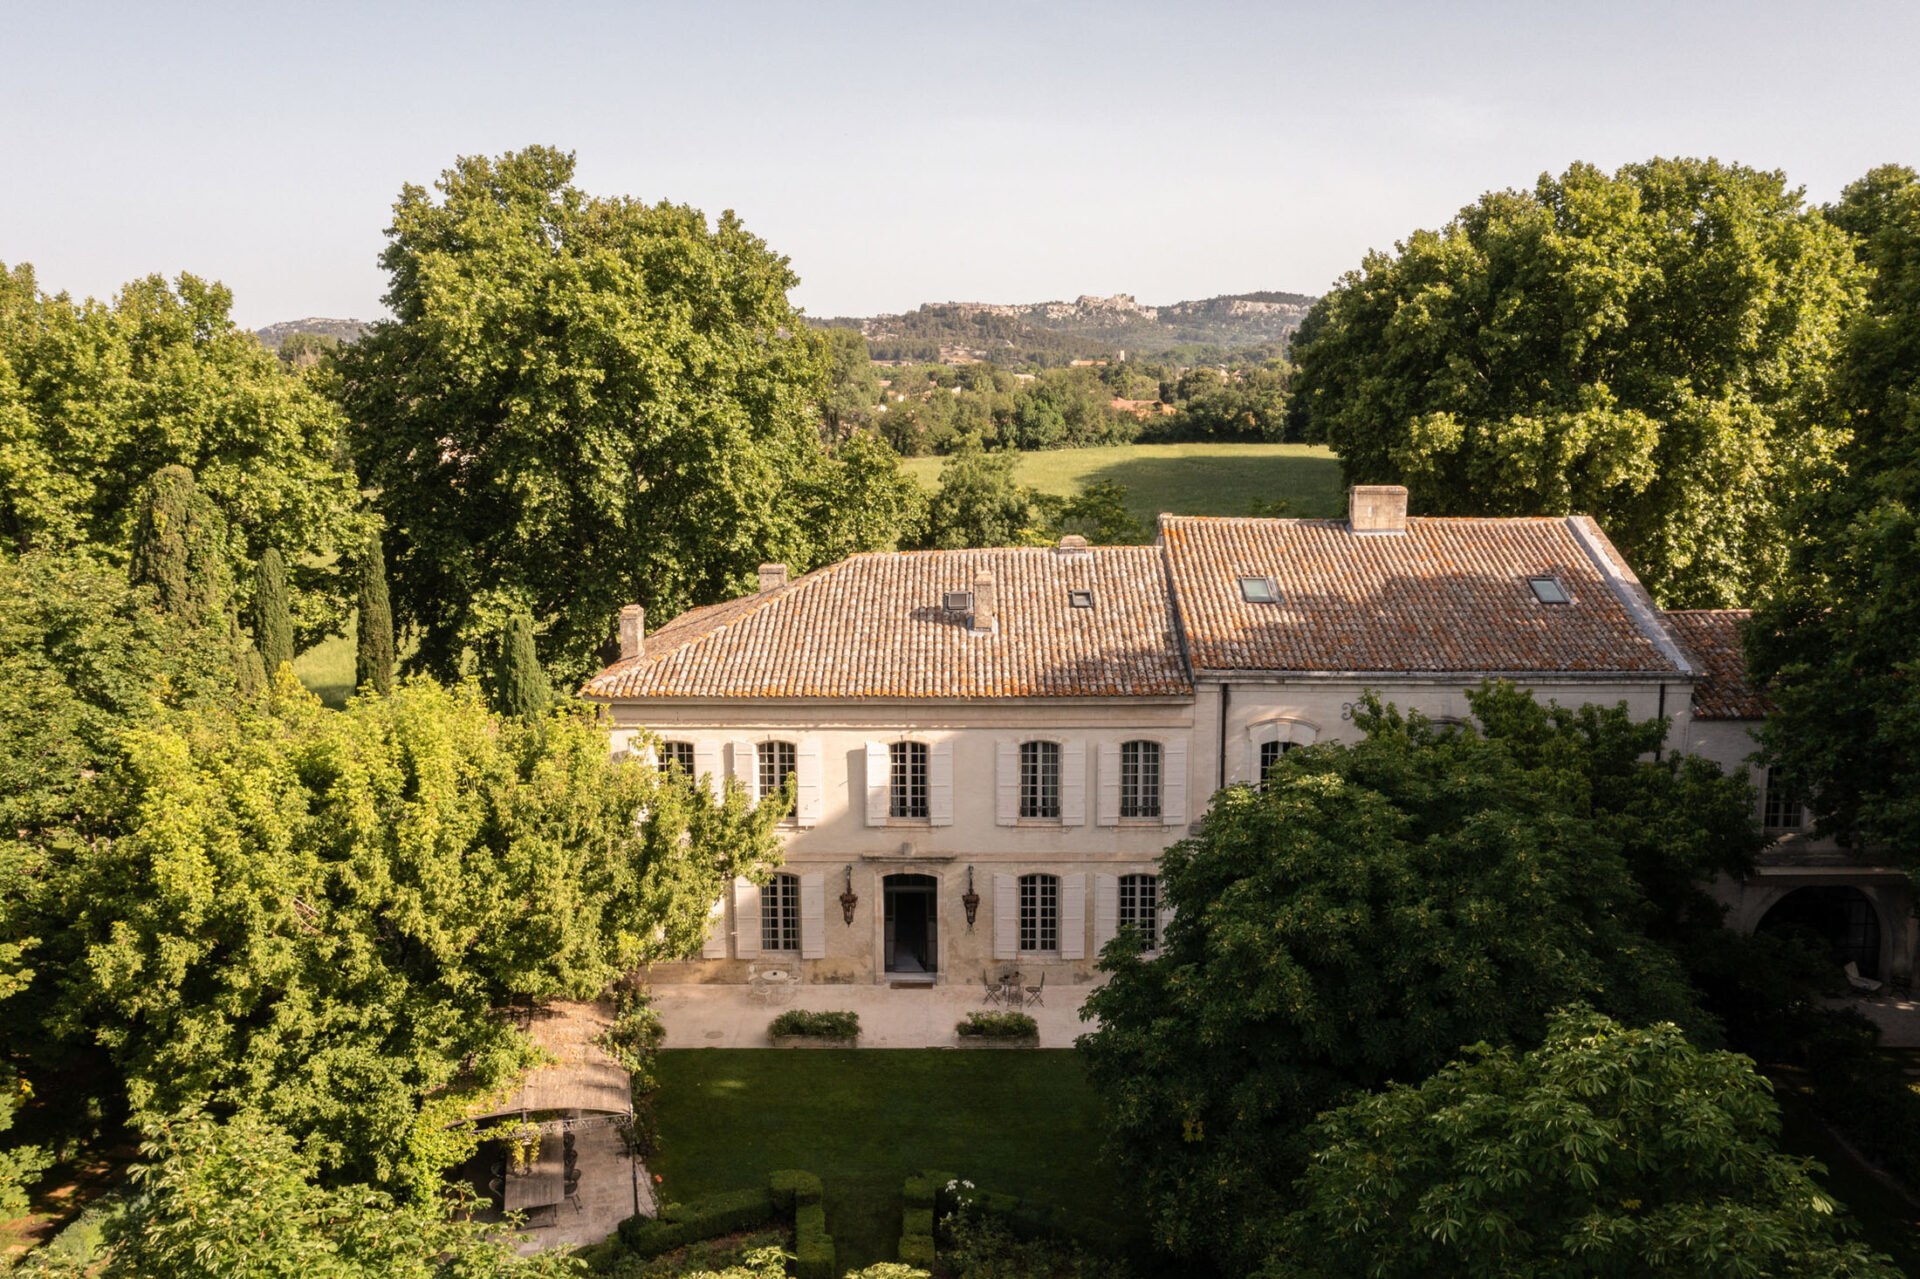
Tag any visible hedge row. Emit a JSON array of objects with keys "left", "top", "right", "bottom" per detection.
[
  {"left": 769, "top": 1009, "right": 861, "bottom": 1039},
  {"left": 616, "top": 1169, "right": 832, "bottom": 1271}
]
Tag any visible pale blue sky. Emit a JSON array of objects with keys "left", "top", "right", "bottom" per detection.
[{"left": 5, "top": 1, "right": 1916, "bottom": 328}]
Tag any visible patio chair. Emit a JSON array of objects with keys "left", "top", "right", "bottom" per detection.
[
  {"left": 1845, "top": 961, "right": 1883, "bottom": 993},
  {"left": 1024, "top": 971, "right": 1045, "bottom": 1007},
  {"left": 981, "top": 971, "right": 1004, "bottom": 1006}
]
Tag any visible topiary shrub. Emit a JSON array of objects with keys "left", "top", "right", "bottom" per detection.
[
  {"left": 903, "top": 1175, "right": 934, "bottom": 1209},
  {"left": 903, "top": 1207, "right": 934, "bottom": 1238},
  {"left": 897, "top": 1233, "right": 937, "bottom": 1269},
  {"left": 616, "top": 1186, "right": 777, "bottom": 1257},
  {"left": 793, "top": 1200, "right": 836, "bottom": 1279},
  {"left": 769, "top": 1167, "right": 823, "bottom": 1210},
  {"left": 769, "top": 1009, "right": 860, "bottom": 1039},
  {"left": 956, "top": 1011, "right": 1038, "bottom": 1038}
]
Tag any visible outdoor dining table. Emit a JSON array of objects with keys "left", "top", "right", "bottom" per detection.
[{"left": 504, "top": 1145, "right": 566, "bottom": 1217}]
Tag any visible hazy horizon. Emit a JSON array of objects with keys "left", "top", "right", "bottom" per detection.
[{"left": 7, "top": 0, "right": 1918, "bottom": 329}]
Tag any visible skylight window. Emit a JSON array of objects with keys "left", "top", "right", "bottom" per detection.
[
  {"left": 1528, "top": 576, "right": 1570, "bottom": 605},
  {"left": 1068, "top": 589, "right": 1094, "bottom": 609},
  {"left": 1238, "top": 576, "right": 1279, "bottom": 604}
]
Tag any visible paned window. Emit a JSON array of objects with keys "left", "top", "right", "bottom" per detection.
[
  {"left": 1120, "top": 740, "right": 1162, "bottom": 819},
  {"left": 761, "top": 873, "right": 799, "bottom": 952},
  {"left": 758, "top": 741, "right": 797, "bottom": 818},
  {"left": 1019, "top": 874, "right": 1059, "bottom": 952},
  {"left": 1764, "top": 765, "right": 1807, "bottom": 831},
  {"left": 890, "top": 741, "right": 929, "bottom": 819},
  {"left": 1258, "top": 738, "right": 1296, "bottom": 787},
  {"left": 1528, "top": 576, "right": 1571, "bottom": 604},
  {"left": 1119, "top": 873, "right": 1159, "bottom": 949},
  {"left": 660, "top": 741, "right": 696, "bottom": 775},
  {"left": 1239, "top": 576, "right": 1278, "bottom": 603},
  {"left": 1019, "top": 741, "right": 1061, "bottom": 819}
]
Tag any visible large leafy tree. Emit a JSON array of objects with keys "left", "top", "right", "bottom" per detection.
[
  {"left": 1287, "top": 158, "right": 1862, "bottom": 607},
  {"left": 1078, "top": 684, "right": 1748, "bottom": 1275},
  {"left": 0, "top": 264, "right": 365, "bottom": 640},
  {"left": 343, "top": 146, "right": 917, "bottom": 684},
  {"left": 41, "top": 1110, "right": 578, "bottom": 1279},
  {"left": 1268, "top": 1008, "right": 1899, "bottom": 1278},
  {"left": 1748, "top": 166, "right": 1920, "bottom": 860},
  {"left": 43, "top": 676, "right": 784, "bottom": 1181}
]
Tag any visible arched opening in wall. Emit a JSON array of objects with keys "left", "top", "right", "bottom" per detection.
[
  {"left": 884, "top": 873, "right": 938, "bottom": 977},
  {"left": 1757, "top": 886, "right": 1883, "bottom": 981}
]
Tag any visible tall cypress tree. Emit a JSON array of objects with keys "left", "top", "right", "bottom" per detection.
[
  {"left": 129, "top": 465, "right": 196, "bottom": 613},
  {"left": 355, "top": 528, "right": 395, "bottom": 696},
  {"left": 251, "top": 547, "right": 294, "bottom": 672},
  {"left": 494, "top": 614, "right": 550, "bottom": 719}
]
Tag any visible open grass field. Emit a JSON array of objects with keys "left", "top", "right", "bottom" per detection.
[
  {"left": 292, "top": 610, "right": 358, "bottom": 709},
  {"left": 647, "top": 1049, "right": 1135, "bottom": 1270},
  {"left": 901, "top": 441, "right": 1346, "bottom": 527}
]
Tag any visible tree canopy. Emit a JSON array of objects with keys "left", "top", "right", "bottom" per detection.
[
  {"left": 1748, "top": 166, "right": 1920, "bottom": 860},
  {"left": 1077, "top": 683, "right": 1750, "bottom": 1275},
  {"left": 342, "top": 146, "right": 915, "bottom": 685},
  {"left": 39, "top": 675, "right": 784, "bottom": 1182},
  {"left": 0, "top": 264, "right": 365, "bottom": 640},
  {"left": 1268, "top": 1008, "right": 1900, "bottom": 1278},
  {"left": 1287, "top": 157, "right": 1863, "bottom": 607}
]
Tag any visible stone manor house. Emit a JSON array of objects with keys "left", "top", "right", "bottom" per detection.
[{"left": 582, "top": 486, "right": 1912, "bottom": 992}]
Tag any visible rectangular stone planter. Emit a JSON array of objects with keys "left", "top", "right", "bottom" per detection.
[
  {"left": 770, "top": 1035, "right": 859, "bottom": 1049},
  {"left": 954, "top": 1035, "right": 1040, "bottom": 1049}
]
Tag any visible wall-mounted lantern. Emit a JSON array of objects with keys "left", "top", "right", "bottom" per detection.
[
  {"left": 840, "top": 864, "right": 858, "bottom": 926},
  {"left": 962, "top": 864, "right": 981, "bottom": 931}
]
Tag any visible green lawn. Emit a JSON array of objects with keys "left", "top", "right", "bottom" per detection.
[
  {"left": 292, "top": 609, "right": 358, "bottom": 709},
  {"left": 900, "top": 442, "right": 1346, "bottom": 527},
  {"left": 648, "top": 1049, "right": 1134, "bottom": 1270}
]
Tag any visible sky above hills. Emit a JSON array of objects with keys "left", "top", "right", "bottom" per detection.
[{"left": 6, "top": 0, "right": 1918, "bottom": 329}]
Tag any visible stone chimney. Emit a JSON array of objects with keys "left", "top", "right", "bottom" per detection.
[
  {"left": 758, "top": 562, "right": 788, "bottom": 593},
  {"left": 1348, "top": 485, "right": 1409, "bottom": 534},
  {"left": 971, "top": 570, "right": 997, "bottom": 634},
  {"left": 1057, "top": 533, "right": 1090, "bottom": 555},
  {"left": 618, "top": 605, "right": 645, "bottom": 660}
]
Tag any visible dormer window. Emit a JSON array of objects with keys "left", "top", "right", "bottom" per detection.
[
  {"left": 1528, "top": 576, "right": 1570, "bottom": 605},
  {"left": 943, "top": 591, "right": 973, "bottom": 615},
  {"left": 1068, "top": 589, "right": 1094, "bottom": 609},
  {"left": 1238, "top": 576, "right": 1279, "bottom": 604}
]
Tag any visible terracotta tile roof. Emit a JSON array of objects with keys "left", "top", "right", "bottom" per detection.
[
  {"left": 581, "top": 546, "right": 1191, "bottom": 700},
  {"left": 1159, "top": 514, "right": 1689, "bottom": 675},
  {"left": 1663, "top": 610, "right": 1769, "bottom": 720}
]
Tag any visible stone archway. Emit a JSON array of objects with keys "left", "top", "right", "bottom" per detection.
[{"left": 1757, "top": 886, "right": 1884, "bottom": 980}]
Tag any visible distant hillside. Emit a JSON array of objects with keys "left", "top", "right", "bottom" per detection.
[
  {"left": 813, "top": 291, "right": 1315, "bottom": 366},
  {"left": 255, "top": 317, "right": 369, "bottom": 350}
]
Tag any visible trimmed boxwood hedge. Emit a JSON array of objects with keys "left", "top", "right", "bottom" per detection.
[
  {"left": 616, "top": 1168, "right": 834, "bottom": 1267},
  {"left": 956, "top": 1011, "right": 1038, "bottom": 1038},
  {"left": 617, "top": 1186, "right": 776, "bottom": 1256}
]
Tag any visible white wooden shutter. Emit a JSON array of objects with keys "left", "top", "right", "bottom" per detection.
[
  {"left": 730, "top": 739, "right": 757, "bottom": 799},
  {"left": 865, "top": 741, "right": 889, "bottom": 826},
  {"left": 1097, "top": 743, "right": 1121, "bottom": 826},
  {"left": 694, "top": 740, "right": 723, "bottom": 800},
  {"left": 1093, "top": 873, "right": 1119, "bottom": 952},
  {"left": 795, "top": 740, "right": 822, "bottom": 827},
  {"left": 1060, "top": 873, "right": 1087, "bottom": 960},
  {"left": 996, "top": 741, "right": 1018, "bottom": 826},
  {"left": 734, "top": 877, "right": 761, "bottom": 959},
  {"left": 800, "top": 873, "right": 825, "bottom": 959},
  {"left": 700, "top": 894, "right": 728, "bottom": 958},
  {"left": 1162, "top": 739, "right": 1188, "bottom": 826},
  {"left": 993, "top": 874, "right": 1017, "bottom": 960},
  {"left": 1061, "top": 740, "right": 1086, "bottom": 825},
  {"left": 929, "top": 739, "right": 953, "bottom": 826}
]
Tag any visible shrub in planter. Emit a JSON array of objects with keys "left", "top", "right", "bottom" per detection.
[
  {"left": 769, "top": 1009, "right": 861, "bottom": 1039},
  {"left": 955, "top": 1011, "right": 1038, "bottom": 1038}
]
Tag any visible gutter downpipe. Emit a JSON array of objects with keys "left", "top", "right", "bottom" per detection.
[
  {"left": 1656, "top": 682, "right": 1666, "bottom": 762},
  {"left": 1218, "top": 682, "right": 1231, "bottom": 791}
]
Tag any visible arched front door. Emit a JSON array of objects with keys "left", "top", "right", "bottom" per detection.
[
  {"left": 884, "top": 874, "right": 938, "bottom": 975},
  {"left": 1758, "top": 886, "right": 1883, "bottom": 979}
]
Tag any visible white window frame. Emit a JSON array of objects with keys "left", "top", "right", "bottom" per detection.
[
  {"left": 1117, "top": 873, "right": 1160, "bottom": 951},
  {"left": 1246, "top": 718, "right": 1318, "bottom": 786},
  {"left": 890, "top": 740, "right": 930, "bottom": 820},
  {"left": 1119, "top": 740, "right": 1162, "bottom": 821},
  {"left": 761, "top": 872, "right": 800, "bottom": 952},
  {"left": 1018, "top": 873, "right": 1060, "bottom": 954},
  {"left": 1019, "top": 739, "right": 1063, "bottom": 821}
]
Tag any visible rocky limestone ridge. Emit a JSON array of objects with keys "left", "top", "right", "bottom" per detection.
[{"left": 254, "top": 317, "right": 369, "bottom": 350}]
